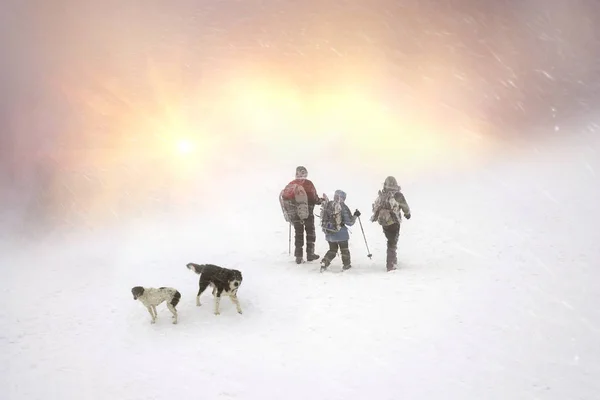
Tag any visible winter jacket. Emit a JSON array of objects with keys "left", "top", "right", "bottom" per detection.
[
  {"left": 382, "top": 190, "right": 410, "bottom": 219},
  {"left": 286, "top": 178, "right": 321, "bottom": 207},
  {"left": 371, "top": 176, "right": 411, "bottom": 223},
  {"left": 325, "top": 190, "right": 357, "bottom": 242}
]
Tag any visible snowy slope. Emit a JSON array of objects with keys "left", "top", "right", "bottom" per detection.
[{"left": 2, "top": 128, "right": 600, "bottom": 400}]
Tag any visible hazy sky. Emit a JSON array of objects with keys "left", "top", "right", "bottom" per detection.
[
  {"left": 1, "top": 0, "right": 600, "bottom": 230},
  {"left": 3, "top": 1, "right": 599, "bottom": 148}
]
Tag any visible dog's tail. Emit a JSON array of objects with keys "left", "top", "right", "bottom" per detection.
[
  {"left": 171, "top": 291, "right": 181, "bottom": 307},
  {"left": 186, "top": 262, "right": 207, "bottom": 275}
]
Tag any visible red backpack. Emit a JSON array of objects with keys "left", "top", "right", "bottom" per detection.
[{"left": 279, "top": 182, "right": 309, "bottom": 223}]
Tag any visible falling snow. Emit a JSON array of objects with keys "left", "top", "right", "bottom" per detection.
[{"left": 2, "top": 0, "right": 600, "bottom": 399}]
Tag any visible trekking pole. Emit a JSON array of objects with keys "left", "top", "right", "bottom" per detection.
[
  {"left": 288, "top": 222, "right": 291, "bottom": 255},
  {"left": 357, "top": 216, "right": 372, "bottom": 259}
]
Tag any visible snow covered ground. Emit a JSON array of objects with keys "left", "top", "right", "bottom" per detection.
[{"left": 2, "top": 127, "right": 600, "bottom": 400}]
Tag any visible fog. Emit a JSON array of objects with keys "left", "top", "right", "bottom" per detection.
[
  {"left": 2, "top": 2, "right": 599, "bottom": 243},
  {"left": 2, "top": 2, "right": 600, "bottom": 398}
]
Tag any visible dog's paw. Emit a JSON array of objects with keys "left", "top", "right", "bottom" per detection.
[
  {"left": 172, "top": 320, "right": 178, "bottom": 325},
  {"left": 238, "top": 310, "right": 243, "bottom": 314},
  {"left": 151, "top": 320, "right": 156, "bottom": 324},
  {"left": 214, "top": 311, "right": 220, "bottom": 316}
]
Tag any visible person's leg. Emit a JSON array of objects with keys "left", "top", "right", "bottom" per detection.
[
  {"left": 320, "top": 241, "right": 339, "bottom": 271},
  {"left": 383, "top": 223, "right": 400, "bottom": 271},
  {"left": 293, "top": 221, "right": 305, "bottom": 263},
  {"left": 339, "top": 240, "right": 351, "bottom": 270},
  {"left": 304, "top": 213, "right": 319, "bottom": 261}
]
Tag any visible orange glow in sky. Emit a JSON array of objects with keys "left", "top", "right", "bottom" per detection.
[{"left": 16, "top": 3, "right": 505, "bottom": 227}]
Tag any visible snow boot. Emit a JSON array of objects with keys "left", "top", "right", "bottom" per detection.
[
  {"left": 342, "top": 264, "right": 352, "bottom": 271},
  {"left": 306, "top": 243, "right": 320, "bottom": 262},
  {"left": 294, "top": 245, "right": 304, "bottom": 264},
  {"left": 320, "top": 258, "right": 330, "bottom": 273},
  {"left": 307, "top": 253, "right": 320, "bottom": 262}
]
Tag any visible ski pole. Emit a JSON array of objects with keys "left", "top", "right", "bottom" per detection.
[{"left": 357, "top": 216, "right": 372, "bottom": 259}]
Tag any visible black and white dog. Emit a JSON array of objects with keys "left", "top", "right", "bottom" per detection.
[
  {"left": 186, "top": 263, "right": 243, "bottom": 315},
  {"left": 131, "top": 286, "right": 181, "bottom": 324}
]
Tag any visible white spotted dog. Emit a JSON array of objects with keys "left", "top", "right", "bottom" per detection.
[
  {"left": 131, "top": 286, "right": 181, "bottom": 324},
  {"left": 186, "top": 263, "right": 243, "bottom": 315}
]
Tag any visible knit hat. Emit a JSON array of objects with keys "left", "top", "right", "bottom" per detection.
[{"left": 295, "top": 166, "right": 308, "bottom": 179}]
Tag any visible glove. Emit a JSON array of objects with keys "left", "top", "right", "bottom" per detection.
[
  {"left": 354, "top": 209, "right": 361, "bottom": 217},
  {"left": 404, "top": 213, "right": 411, "bottom": 220}
]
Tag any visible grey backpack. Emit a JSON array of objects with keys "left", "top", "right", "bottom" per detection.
[{"left": 373, "top": 190, "right": 400, "bottom": 226}]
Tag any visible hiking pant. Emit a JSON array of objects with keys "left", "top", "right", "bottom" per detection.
[
  {"left": 323, "top": 240, "right": 351, "bottom": 267},
  {"left": 294, "top": 211, "right": 316, "bottom": 257},
  {"left": 383, "top": 223, "right": 400, "bottom": 267}
]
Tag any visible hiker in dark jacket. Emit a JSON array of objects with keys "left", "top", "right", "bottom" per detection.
[
  {"left": 287, "top": 166, "right": 321, "bottom": 264},
  {"left": 320, "top": 189, "right": 361, "bottom": 272},
  {"left": 371, "top": 176, "right": 411, "bottom": 271}
]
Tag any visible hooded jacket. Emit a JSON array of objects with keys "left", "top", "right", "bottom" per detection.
[
  {"left": 371, "top": 176, "right": 411, "bottom": 223},
  {"left": 325, "top": 190, "right": 357, "bottom": 242},
  {"left": 286, "top": 166, "right": 321, "bottom": 207}
]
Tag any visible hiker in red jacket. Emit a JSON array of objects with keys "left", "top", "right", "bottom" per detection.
[{"left": 282, "top": 166, "right": 322, "bottom": 264}]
